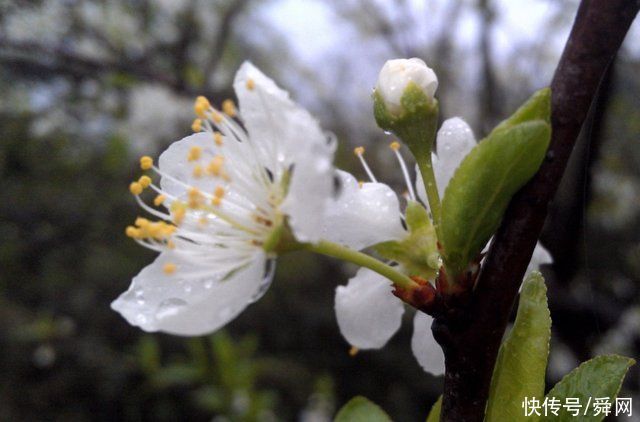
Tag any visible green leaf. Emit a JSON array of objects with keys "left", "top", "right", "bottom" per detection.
[
  {"left": 486, "top": 271, "right": 551, "bottom": 422},
  {"left": 335, "top": 396, "right": 392, "bottom": 422},
  {"left": 438, "top": 120, "right": 551, "bottom": 276},
  {"left": 539, "top": 355, "right": 635, "bottom": 422},
  {"left": 491, "top": 88, "right": 551, "bottom": 134},
  {"left": 425, "top": 396, "right": 442, "bottom": 422},
  {"left": 375, "top": 202, "right": 439, "bottom": 278}
]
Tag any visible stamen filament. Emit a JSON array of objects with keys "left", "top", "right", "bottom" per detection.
[
  {"left": 390, "top": 142, "right": 416, "bottom": 201},
  {"left": 353, "top": 147, "right": 378, "bottom": 183}
]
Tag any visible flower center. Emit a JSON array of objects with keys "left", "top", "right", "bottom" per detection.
[{"left": 126, "top": 88, "right": 289, "bottom": 275}]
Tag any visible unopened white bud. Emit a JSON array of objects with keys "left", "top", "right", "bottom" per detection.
[{"left": 375, "top": 58, "right": 438, "bottom": 115}]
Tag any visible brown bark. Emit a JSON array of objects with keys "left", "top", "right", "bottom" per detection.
[{"left": 435, "top": 1, "right": 639, "bottom": 420}]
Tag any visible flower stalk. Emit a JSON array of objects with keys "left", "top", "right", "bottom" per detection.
[{"left": 304, "top": 240, "right": 419, "bottom": 290}]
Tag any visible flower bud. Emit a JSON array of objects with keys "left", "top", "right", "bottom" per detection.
[
  {"left": 373, "top": 58, "right": 440, "bottom": 175},
  {"left": 375, "top": 58, "right": 438, "bottom": 116}
]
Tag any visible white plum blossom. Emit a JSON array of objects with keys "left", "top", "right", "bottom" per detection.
[
  {"left": 376, "top": 58, "right": 438, "bottom": 115},
  {"left": 112, "top": 62, "right": 336, "bottom": 335},
  {"left": 333, "top": 117, "right": 553, "bottom": 375}
]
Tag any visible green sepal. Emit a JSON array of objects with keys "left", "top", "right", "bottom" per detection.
[
  {"left": 262, "top": 217, "right": 301, "bottom": 254},
  {"left": 373, "top": 83, "right": 439, "bottom": 166},
  {"left": 438, "top": 119, "right": 551, "bottom": 276},
  {"left": 405, "top": 200, "right": 431, "bottom": 231},
  {"left": 375, "top": 202, "right": 438, "bottom": 278},
  {"left": 425, "top": 396, "right": 442, "bottom": 422},
  {"left": 486, "top": 271, "right": 551, "bottom": 422},
  {"left": 334, "top": 396, "right": 392, "bottom": 422},
  {"left": 540, "top": 355, "right": 635, "bottom": 422}
]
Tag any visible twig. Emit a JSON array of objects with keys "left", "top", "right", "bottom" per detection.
[{"left": 434, "top": 1, "right": 640, "bottom": 420}]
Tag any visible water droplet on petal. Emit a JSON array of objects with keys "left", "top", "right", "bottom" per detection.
[
  {"left": 250, "top": 259, "right": 276, "bottom": 303},
  {"left": 155, "top": 298, "right": 188, "bottom": 320}
]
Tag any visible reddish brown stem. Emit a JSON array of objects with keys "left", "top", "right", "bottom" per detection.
[{"left": 435, "top": 1, "right": 639, "bottom": 420}]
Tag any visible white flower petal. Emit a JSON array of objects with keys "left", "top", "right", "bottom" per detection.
[
  {"left": 335, "top": 268, "right": 404, "bottom": 349},
  {"left": 281, "top": 141, "right": 334, "bottom": 243},
  {"left": 233, "top": 61, "right": 334, "bottom": 242},
  {"left": 434, "top": 117, "right": 476, "bottom": 193},
  {"left": 415, "top": 117, "right": 476, "bottom": 205},
  {"left": 111, "top": 251, "right": 272, "bottom": 336},
  {"left": 526, "top": 242, "right": 553, "bottom": 278},
  {"left": 158, "top": 132, "right": 220, "bottom": 198},
  {"left": 322, "top": 170, "right": 406, "bottom": 250},
  {"left": 411, "top": 311, "right": 445, "bottom": 376}
]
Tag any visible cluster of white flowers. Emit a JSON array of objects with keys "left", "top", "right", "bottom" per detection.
[{"left": 113, "top": 59, "right": 552, "bottom": 375}]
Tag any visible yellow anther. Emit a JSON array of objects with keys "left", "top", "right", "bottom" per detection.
[
  {"left": 187, "top": 146, "right": 202, "bottom": 162},
  {"left": 222, "top": 99, "right": 236, "bottom": 117},
  {"left": 196, "top": 95, "right": 210, "bottom": 107},
  {"left": 213, "top": 131, "right": 223, "bottom": 146},
  {"left": 163, "top": 223, "right": 177, "bottom": 235},
  {"left": 211, "top": 196, "right": 222, "bottom": 206},
  {"left": 358, "top": 180, "right": 364, "bottom": 189},
  {"left": 147, "top": 223, "right": 162, "bottom": 239},
  {"left": 192, "top": 165, "right": 203, "bottom": 178},
  {"left": 207, "top": 156, "right": 224, "bottom": 176},
  {"left": 349, "top": 346, "right": 359, "bottom": 357},
  {"left": 140, "top": 156, "right": 153, "bottom": 170},
  {"left": 188, "top": 187, "right": 203, "bottom": 208},
  {"left": 390, "top": 141, "right": 401, "bottom": 151},
  {"left": 246, "top": 78, "right": 255, "bottom": 90},
  {"left": 188, "top": 187, "right": 201, "bottom": 198},
  {"left": 135, "top": 217, "right": 150, "bottom": 227},
  {"left": 153, "top": 194, "right": 166, "bottom": 206},
  {"left": 191, "top": 118, "right": 203, "bottom": 133},
  {"left": 163, "top": 262, "right": 177, "bottom": 275},
  {"left": 211, "top": 110, "right": 223, "bottom": 124},
  {"left": 214, "top": 186, "right": 225, "bottom": 198},
  {"left": 173, "top": 207, "right": 186, "bottom": 225},
  {"left": 125, "top": 226, "right": 139, "bottom": 238},
  {"left": 129, "top": 182, "right": 143, "bottom": 196},
  {"left": 138, "top": 175, "right": 152, "bottom": 188},
  {"left": 354, "top": 146, "right": 365, "bottom": 156},
  {"left": 194, "top": 96, "right": 210, "bottom": 118}
]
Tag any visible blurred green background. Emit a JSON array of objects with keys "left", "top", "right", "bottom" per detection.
[{"left": 1, "top": 1, "right": 639, "bottom": 420}]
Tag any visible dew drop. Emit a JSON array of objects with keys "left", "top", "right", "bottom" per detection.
[
  {"left": 250, "top": 259, "right": 276, "bottom": 303},
  {"left": 155, "top": 298, "right": 188, "bottom": 320},
  {"left": 134, "top": 289, "right": 146, "bottom": 305}
]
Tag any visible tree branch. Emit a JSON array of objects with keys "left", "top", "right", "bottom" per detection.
[
  {"left": 203, "top": 0, "right": 251, "bottom": 87},
  {"left": 434, "top": 1, "right": 639, "bottom": 420},
  {"left": 0, "top": 39, "right": 232, "bottom": 101}
]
